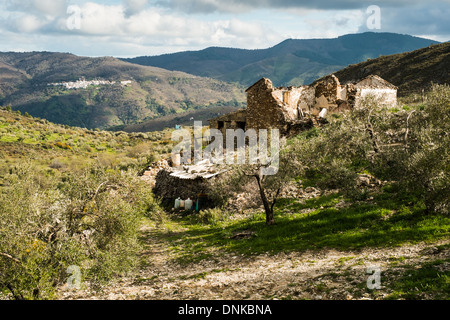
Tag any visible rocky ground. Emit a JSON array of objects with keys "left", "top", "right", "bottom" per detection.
[{"left": 58, "top": 224, "right": 450, "bottom": 300}]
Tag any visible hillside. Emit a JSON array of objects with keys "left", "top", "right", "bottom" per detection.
[
  {"left": 0, "top": 106, "right": 176, "bottom": 173},
  {"left": 0, "top": 52, "right": 245, "bottom": 129},
  {"left": 1, "top": 84, "right": 449, "bottom": 301},
  {"left": 122, "top": 32, "right": 439, "bottom": 87},
  {"left": 330, "top": 42, "right": 450, "bottom": 96},
  {"left": 120, "top": 105, "right": 241, "bottom": 132}
]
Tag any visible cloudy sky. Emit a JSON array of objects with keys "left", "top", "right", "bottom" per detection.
[{"left": 0, "top": 0, "right": 448, "bottom": 57}]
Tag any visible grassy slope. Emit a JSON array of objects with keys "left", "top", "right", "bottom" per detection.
[
  {"left": 1, "top": 105, "right": 448, "bottom": 300},
  {"left": 152, "top": 187, "right": 449, "bottom": 299},
  {"left": 0, "top": 108, "right": 175, "bottom": 182}
]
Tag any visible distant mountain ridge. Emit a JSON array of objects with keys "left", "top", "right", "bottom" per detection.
[
  {"left": 0, "top": 32, "right": 444, "bottom": 132},
  {"left": 0, "top": 52, "right": 245, "bottom": 129},
  {"left": 120, "top": 39, "right": 449, "bottom": 133},
  {"left": 327, "top": 41, "right": 449, "bottom": 96},
  {"left": 122, "top": 32, "right": 439, "bottom": 87}
]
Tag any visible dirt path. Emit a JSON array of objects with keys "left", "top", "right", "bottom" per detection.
[{"left": 59, "top": 223, "right": 449, "bottom": 300}]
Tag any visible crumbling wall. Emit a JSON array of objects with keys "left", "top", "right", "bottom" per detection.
[
  {"left": 297, "top": 86, "right": 316, "bottom": 117},
  {"left": 209, "top": 109, "right": 247, "bottom": 137},
  {"left": 141, "top": 159, "right": 170, "bottom": 187},
  {"left": 245, "top": 78, "right": 291, "bottom": 134},
  {"left": 357, "top": 88, "right": 398, "bottom": 108},
  {"left": 273, "top": 88, "right": 297, "bottom": 121},
  {"left": 352, "top": 75, "right": 398, "bottom": 109},
  {"left": 208, "top": 74, "right": 397, "bottom": 139},
  {"left": 272, "top": 87, "right": 303, "bottom": 118},
  {"left": 313, "top": 74, "right": 341, "bottom": 112}
]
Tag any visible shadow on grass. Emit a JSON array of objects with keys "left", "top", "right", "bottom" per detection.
[
  {"left": 385, "top": 256, "right": 450, "bottom": 300},
  {"left": 150, "top": 192, "right": 450, "bottom": 263}
]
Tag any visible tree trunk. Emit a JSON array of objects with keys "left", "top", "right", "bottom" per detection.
[{"left": 255, "top": 175, "right": 276, "bottom": 225}]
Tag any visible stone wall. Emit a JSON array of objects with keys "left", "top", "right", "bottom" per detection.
[
  {"left": 209, "top": 110, "right": 247, "bottom": 133},
  {"left": 357, "top": 88, "right": 398, "bottom": 108},
  {"left": 245, "top": 78, "right": 290, "bottom": 134},
  {"left": 314, "top": 75, "right": 340, "bottom": 107},
  {"left": 153, "top": 169, "right": 216, "bottom": 207},
  {"left": 141, "top": 159, "right": 170, "bottom": 187},
  {"left": 298, "top": 86, "right": 316, "bottom": 117},
  {"left": 352, "top": 75, "right": 398, "bottom": 109}
]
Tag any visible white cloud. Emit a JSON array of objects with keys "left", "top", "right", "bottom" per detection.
[
  {"left": 157, "top": 0, "right": 449, "bottom": 13},
  {"left": 13, "top": 14, "right": 46, "bottom": 32},
  {"left": 5, "top": 0, "right": 68, "bottom": 17},
  {"left": 54, "top": 3, "right": 280, "bottom": 50},
  {"left": 75, "top": 3, "right": 126, "bottom": 35},
  {"left": 0, "top": 0, "right": 447, "bottom": 57},
  {"left": 32, "top": 0, "right": 68, "bottom": 17},
  {"left": 124, "top": 0, "right": 149, "bottom": 16}
]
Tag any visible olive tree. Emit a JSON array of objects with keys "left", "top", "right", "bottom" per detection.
[
  {"left": 0, "top": 162, "right": 162, "bottom": 299},
  {"left": 290, "top": 84, "right": 449, "bottom": 214},
  {"left": 222, "top": 143, "right": 301, "bottom": 225}
]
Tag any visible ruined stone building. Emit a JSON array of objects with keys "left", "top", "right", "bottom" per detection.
[
  {"left": 209, "top": 74, "right": 398, "bottom": 136},
  {"left": 153, "top": 74, "right": 397, "bottom": 208}
]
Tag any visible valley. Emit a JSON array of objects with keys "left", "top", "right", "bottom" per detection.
[{"left": 0, "top": 32, "right": 448, "bottom": 302}]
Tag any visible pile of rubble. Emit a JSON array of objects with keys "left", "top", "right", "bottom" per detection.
[{"left": 141, "top": 159, "right": 170, "bottom": 186}]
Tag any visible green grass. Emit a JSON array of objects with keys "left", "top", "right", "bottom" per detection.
[
  {"left": 0, "top": 108, "right": 177, "bottom": 184},
  {"left": 156, "top": 191, "right": 450, "bottom": 264},
  {"left": 385, "top": 258, "right": 450, "bottom": 300}
]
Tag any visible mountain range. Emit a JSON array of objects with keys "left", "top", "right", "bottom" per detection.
[
  {"left": 121, "top": 40, "right": 449, "bottom": 132},
  {"left": 0, "top": 52, "right": 245, "bottom": 129},
  {"left": 122, "top": 32, "right": 439, "bottom": 87},
  {"left": 0, "top": 32, "right": 446, "bottom": 132}
]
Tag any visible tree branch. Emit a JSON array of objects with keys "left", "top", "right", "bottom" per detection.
[
  {"left": 405, "top": 110, "right": 416, "bottom": 152},
  {"left": 367, "top": 109, "right": 380, "bottom": 153},
  {"left": 270, "top": 187, "right": 282, "bottom": 213},
  {"left": 0, "top": 252, "right": 21, "bottom": 264}
]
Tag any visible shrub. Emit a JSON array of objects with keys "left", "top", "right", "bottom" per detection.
[
  {"left": 291, "top": 85, "right": 449, "bottom": 213},
  {"left": 126, "top": 142, "right": 153, "bottom": 158},
  {"left": 55, "top": 141, "right": 71, "bottom": 150},
  {"left": 0, "top": 162, "right": 164, "bottom": 299},
  {"left": 49, "top": 159, "right": 66, "bottom": 170},
  {"left": 197, "top": 207, "right": 231, "bottom": 225}
]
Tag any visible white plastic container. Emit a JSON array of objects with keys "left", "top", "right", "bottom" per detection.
[
  {"left": 319, "top": 108, "right": 328, "bottom": 119},
  {"left": 174, "top": 198, "right": 181, "bottom": 209},
  {"left": 185, "top": 198, "right": 193, "bottom": 211}
]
